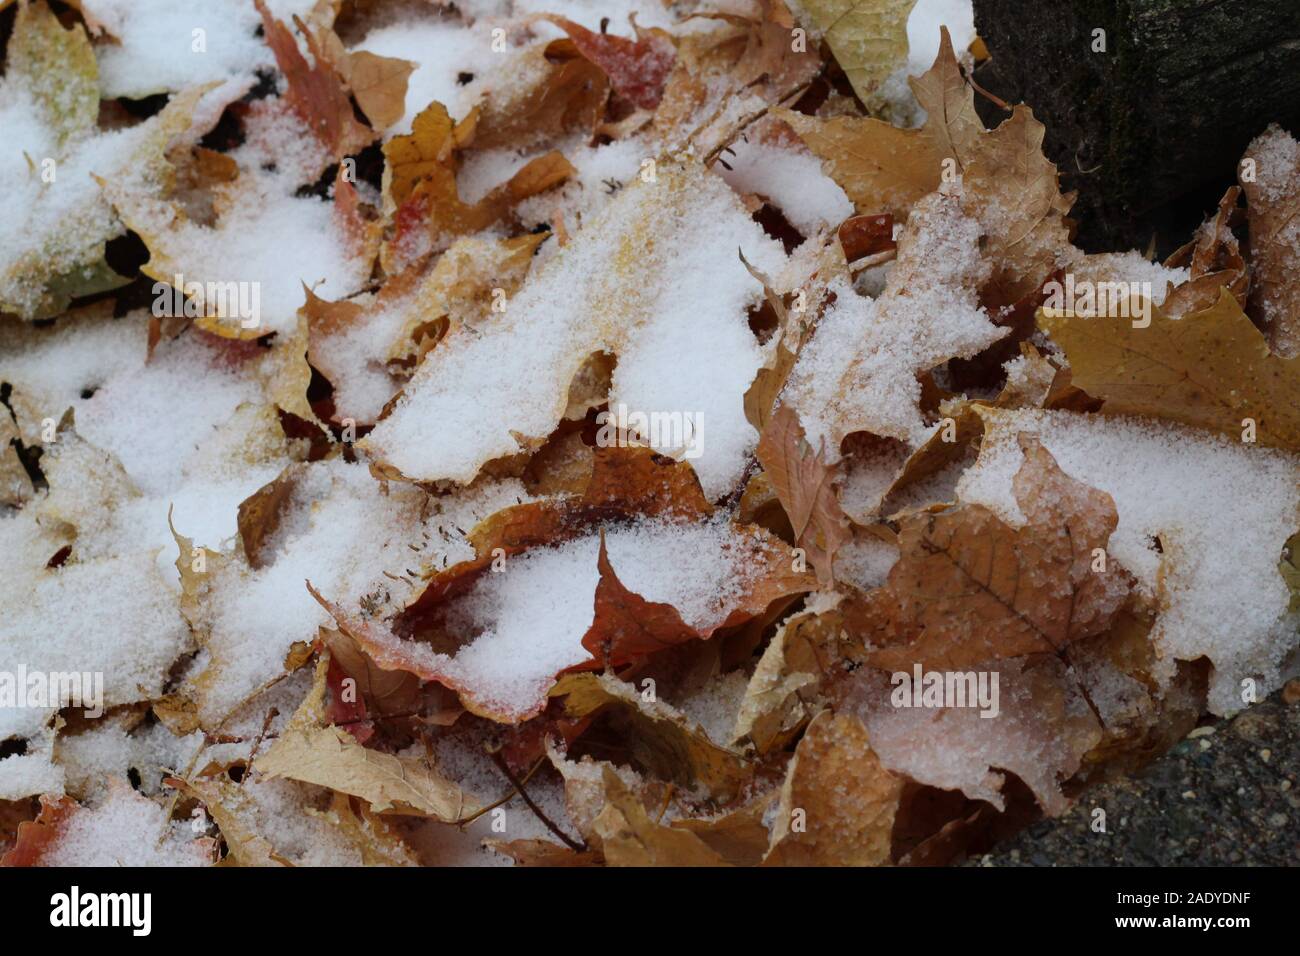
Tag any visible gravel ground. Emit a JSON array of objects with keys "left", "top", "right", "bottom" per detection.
[{"left": 970, "top": 685, "right": 1300, "bottom": 866}]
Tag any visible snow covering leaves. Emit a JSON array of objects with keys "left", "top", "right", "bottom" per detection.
[
  {"left": 0, "top": 5, "right": 204, "bottom": 318},
  {"left": 364, "top": 161, "right": 786, "bottom": 499},
  {"left": 2, "top": 0, "right": 1298, "bottom": 870}
]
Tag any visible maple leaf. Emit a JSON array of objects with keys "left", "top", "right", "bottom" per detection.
[
  {"left": 843, "top": 655, "right": 1103, "bottom": 815},
  {"left": 908, "top": 26, "right": 984, "bottom": 164},
  {"left": 774, "top": 24, "right": 977, "bottom": 217},
  {"left": 0, "top": 4, "right": 207, "bottom": 319},
  {"left": 862, "top": 434, "right": 1134, "bottom": 672},
  {"left": 731, "top": 0, "right": 824, "bottom": 90},
  {"left": 380, "top": 101, "right": 573, "bottom": 272},
  {"left": 776, "top": 108, "right": 936, "bottom": 219},
  {"left": 756, "top": 405, "right": 852, "bottom": 586},
  {"left": 465, "top": 38, "right": 610, "bottom": 151},
  {"left": 1038, "top": 288, "right": 1300, "bottom": 450},
  {"left": 779, "top": 27, "right": 1073, "bottom": 304},
  {"left": 312, "top": 447, "right": 813, "bottom": 723},
  {"left": 251, "top": 656, "right": 473, "bottom": 821},
  {"left": 800, "top": 0, "right": 916, "bottom": 115},
  {"left": 960, "top": 106, "right": 1074, "bottom": 304},
  {"left": 363, "top": 160, "right": 787, "bottom": 499},
  {"left": 107, "top": 158, "right": 376, "bottom": 342},
  {"left": 581, "top": 527, "right": 811, "bottom": 670},
  {"left": 331, "top": 48, "right": 417, "bottom": 133}
]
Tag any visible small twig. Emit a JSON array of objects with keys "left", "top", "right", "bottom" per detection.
[
  {"left": 240, "top": 707, "right": 279, "bottom": 786},
  {"left": 458, "top": 755, "right": 547, "bottom": 828},
  {"left": 847, "top": 248, "right": 897, "bottom": 275},
  {"left": 966, "top": 72, "right": 1011, "bottom": 112},
  {"left": 487, "top": 746, "right": 587, "bottom": 852},
  {"left": 702, "top": 79, "right": 814, "bottom": 167}
]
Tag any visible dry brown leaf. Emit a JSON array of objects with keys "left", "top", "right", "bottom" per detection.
[
  {"left": 342, "top": 51, "right": 416, "bottom": 132},
  {"left": 961, "top": 106, "right": 1074, "bottom": 304},
  {"left": 1240, "top": 124, "right": 1300, "bottom": 356},
  {"left": 306, "top": 792, "right": 417, "bottom": 866},
  {"left": 1038, "top": 288, "right": 1300, "bottom": 450},
  {"left": 764, "top": 710, "right": 902, "bottom": 866},
  {"left": 549, "top": 673, "right": 751, "bottom": 801},
  {"left": 777, "top": 108, "right": 938, "bottom": 219},
  {"left": 253, "top": 659, "right": 474, "bottom": 822},
  {"left": 165, "top": 776, "right": 288, "bottom": 867},
  {"left": 381, "top": 102, "right": 573, "bottom": 271},
  {"left": 863, "top": 434, "right": 1134, "bottom": 671},
  {"left": 781, "top": 28, "right": 1072, "bottom": 303},
  {"left": 1162, "top": 186, "right": 1249, "bottom": 320},
  {"left": 541, "top": 15, "right": 676, "bottom": 110},
  {"left": 909, "top": 26, "right": 983, "bottom": 166},
  {"left": 668, "top": 790, "right": 777, "bottom": 866},
  {"left": 485, "top": 837, "right": 602, "bottom": 866},
  {"left": 254, "top": 729, "right": 472, "bottom": 822},
  {"left": 592, "top": 767, "right": 730, "bottom": 866},
  {"left": 466, "top": 39, "right": 609, "bottom": 151},
  {"left": 0, "top": 794, "right": 79, "bottom": 867},
  {"left": 734, "top": 603, "right": 854, "bottom": 755},
  {"left": 731, "top": 0, "right": 823, "bottom": 90},
  {"left": 775, "top": 26, "right": 976, "bottom": 216},
  {"left": 756, "top": 405, "right": 852, "bottom": 587}
]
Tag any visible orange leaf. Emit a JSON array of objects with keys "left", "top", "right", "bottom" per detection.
[
  {"left": 255, "top": 0, "right": 375, "bottom": 158},
  {"left": 0, "top": 795, "right": 79, "bottom": 867},
  {"left": 756, "top": 405, "right": 851, "bottom": 587}
]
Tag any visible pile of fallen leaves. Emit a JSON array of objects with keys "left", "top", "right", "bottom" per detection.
[{"left": 1, "top": 0, "right": 1298, "bottom": 867}]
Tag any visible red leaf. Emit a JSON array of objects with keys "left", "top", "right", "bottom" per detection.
[{"left": 543, "top": 16, "right": 676, "bottom": 110}]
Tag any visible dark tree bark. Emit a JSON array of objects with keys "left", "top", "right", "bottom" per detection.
[{"left": 971, "top": 0, "right": 1300, "bottom": 253}]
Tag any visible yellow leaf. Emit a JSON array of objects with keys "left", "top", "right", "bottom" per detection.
[
  {"left": 254, "top": 660, "right": 475, "bottom": 822},
  {"left": 1039, "top": 288, "right": 1300, "bottom": 450},
  {"left": 800, "top": 0, "right": 916, "bottom": 114}
]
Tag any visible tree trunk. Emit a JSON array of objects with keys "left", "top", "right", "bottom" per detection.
[{"left": 971, "top": 0, "right": 1300, "bottom": 252}]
